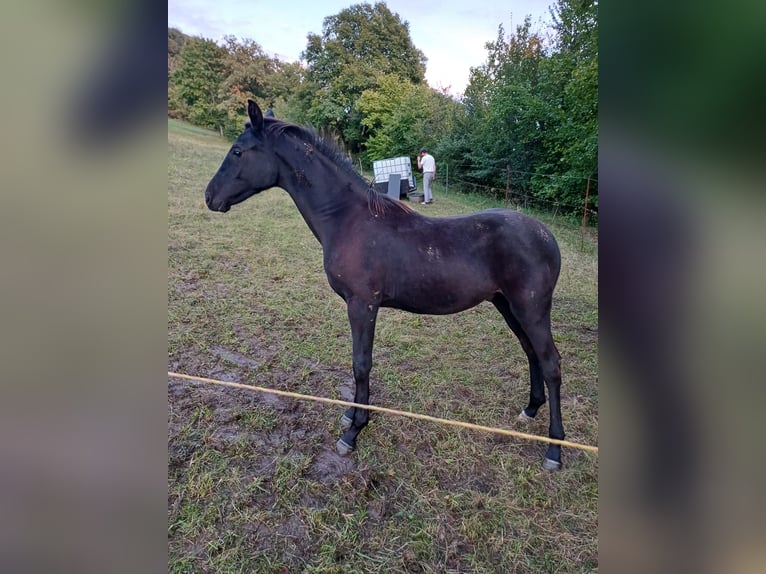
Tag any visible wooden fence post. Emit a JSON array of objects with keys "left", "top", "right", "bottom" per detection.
[
  {"left": 580, "top": 177, "right": 591, "bottom": 250},
  {"left": 505, "top": 164, "right": 510, "bottom": 207}
]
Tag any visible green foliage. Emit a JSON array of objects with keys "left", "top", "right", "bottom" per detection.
[
  {"left": 267, "top": 62, "right": 307, "bottom": 123},
  {"left": 166, "top": 0, "right": 598, "bottom": 217},
  {"left": 168, "top": 27, "right": 187, "bottom": 62},
  {"left": 172, "top": 37, "right": 229, "bottom": 130},
  {"left": 216, "top": 36, "right": 279, "bottom": 138},
  {"left": 167, "top": 28, "right": 190, "bottom": 120},
  {"left": 357, "top": 75, "right": 424, "bottom": 161},
  {"left": 357, "top": 75, "right": 462, "bottom": 165},
  {"left": 301, "top": 2, "right": 427, "bottom": 152},
  {"left": 443, "top": 1, "right": 598, "bottom": 216},
  {"left": 168, "top": 29, "right": 310, "bottom": 138},
  {"left": 452, "top": 18, "right": 548, "bottom": 195},
  {"left": 534, "top": 0, "right": 599, "bottom": 212}
]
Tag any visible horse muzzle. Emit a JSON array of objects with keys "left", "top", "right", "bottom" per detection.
[{"left": 204, "top": 183, "right": 230, "bottom": 212}]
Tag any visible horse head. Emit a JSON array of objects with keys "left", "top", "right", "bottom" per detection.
[{"left": 205, "top": 100, "right": 279, "bottom": 213}]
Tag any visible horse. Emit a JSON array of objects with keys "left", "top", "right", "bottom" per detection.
[{"left": 205, "top": 100, "right": 566, "bottom": 470}]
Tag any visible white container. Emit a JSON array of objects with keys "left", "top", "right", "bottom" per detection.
[{"left": 372, "top": 156, "right": 416, "bottom": 191}]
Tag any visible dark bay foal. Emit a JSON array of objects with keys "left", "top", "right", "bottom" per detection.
[{"left": 205, "top": 100, "right": 566, "bottom": 470}]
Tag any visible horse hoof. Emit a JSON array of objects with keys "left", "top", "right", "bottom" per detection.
[
  {"left": 340, "top": 414, "right": 353, "bottom": 431},
  {"left": 336, "top": 439, "right": 355, "bottom": 456},
  {"left": 542, "top": 457, "right": 562, "bottom": 472},
  {"left": 517, "top": 410, "right": 534, "bottom": 422}
]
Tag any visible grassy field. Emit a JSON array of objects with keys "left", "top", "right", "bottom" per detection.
[{"left": 168, "top": 117, "right": 598, "bottom": 573}]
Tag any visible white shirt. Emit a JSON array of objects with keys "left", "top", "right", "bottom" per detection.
[{"left": 420, "top": 153, "right": 435, "bottom": 173}]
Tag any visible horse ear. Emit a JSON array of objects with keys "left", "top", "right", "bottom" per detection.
[{"left": 247, "top": 99, "right": 264, "bottom": 132}]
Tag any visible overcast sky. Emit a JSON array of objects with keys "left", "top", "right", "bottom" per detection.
[{"left": 168, "top": 0, "right": 555, "bottom": 96}]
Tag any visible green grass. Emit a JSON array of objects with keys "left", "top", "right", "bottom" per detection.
[
  {"left": 168, "top": 117, "right": 222, "bottom": 138},
  {"left": 168, "top": 119, "right": 598, "bottom": 573}
]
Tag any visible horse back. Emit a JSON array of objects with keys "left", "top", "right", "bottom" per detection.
[
  {"left": 398, "top": 208, "right": 560, "bottom": 275},
  {"left": 323, "top": 207, "right": 560, "bottom": 313}
]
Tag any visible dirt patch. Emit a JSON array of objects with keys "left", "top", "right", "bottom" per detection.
[
  {"left": 578, "top": 325, "right": 598, "bottom": 343},
  {"left": 211, "top": 346, "right": 262, "bottom": 370},
  {"left": 338, "top": 378, "right": 356, "bottom": 401},
  {"left": 169, "top": 334, "right": 596, "bottom": 571},
  {"left": 171, "top": 269, "right": 203, "bottom": 293},
  {"left": 169, "top": 347, "right": 290, "bottom": 411},
  {"left": 307, "top": 447, "right": 357, "bottom": 484},
  {"left": 168, "top": 374, "right": 260, "bottom": 413}
]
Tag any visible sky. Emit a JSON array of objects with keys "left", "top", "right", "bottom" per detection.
[{"left": 168, "top": 0, "right": 555, "bottom": 96}]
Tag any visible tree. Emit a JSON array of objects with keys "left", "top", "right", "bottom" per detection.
[
  {"left": 168, "top": 27, "right": 192, "bottom": 118},
  {"left": 220, "top": 36, "right": 275, "bottom": 103},
  {"left": 533, "top": 0, "right": 598, "bottom": 212},
  {"left": 167, "top": 27, "right": 189, "bottom": 75},
  {"left": 441, "top": 3, "right": 598, "bottom": 215},
  {"left": 169, "top": 31, "right": 310, "bottom": 137},
  {"left": 267, "top": 62, "right": 307, "bottom": 123},
  {"left": 217, "top": 36, "right": 281, "bottom": 137},
  {"left": 458, "top": 19, "right": 549, "bottom": 191},
  {"left": 357, "top": 74, "right": 462, "bottom": 164},
  {"left": 301, "top": 2, "right": 427, "bottom": 151},
  {"left": 357, "top": 75, "right": 427, "bottom": 160},
  {"left": 172, "top": 37, "right": 229, "bottom": 131}
]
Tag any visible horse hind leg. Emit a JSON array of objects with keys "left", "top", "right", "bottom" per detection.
[
  {"left": 491, "top": 295, "right": 546, "bottom": 421},
  {"left": 525, "top": 317, "right": 565, "bottom": 471},
  {"left": 495, "top": 293, "right": 565, "bottom": 471}
]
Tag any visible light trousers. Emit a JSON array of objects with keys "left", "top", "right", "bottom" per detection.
[{"left": 423, "top": 172, "right": 434, "bottom": 202}]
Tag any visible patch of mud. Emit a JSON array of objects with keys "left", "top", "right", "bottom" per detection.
[
  {"left": 205, "top": 424, "right": 246, "bottom": 447},
  {"left": 338, "top": 378, "right": 355, "bottom": 401},
  {"left": 168, "top": 371, "right": 258, "bottom": 411},
  {"left": 256, "top": 391, "right": 287, "bottom": 408},
  {"left": 261, "top": 428, "right": 310, "bottom": 452},
  {"left": 578, "top": 325, "right": 598, "bottom": 343},
  {"left": 173, "top": 360, "right": 290, "bottom": 410},
  {"left": 307, "top": 447, "right": 357, "bottom": 484},
  {"left": 170, "top": 346, "right": 363, "bottom": 474},
  {"left": 171, "top": 269, "right": 203, "bottom": 293},
  {"left": 280, "top": 513, "right": 308, "bottom": 541},
  {"left": 211, "top": 346, "right": 261, "bottom": 370}
]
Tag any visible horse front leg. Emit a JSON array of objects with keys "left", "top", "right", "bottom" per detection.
[{"left": 336, "top": 298, "right": 378, "bottom": 456}]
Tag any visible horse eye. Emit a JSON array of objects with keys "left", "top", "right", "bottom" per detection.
[{"left": 232, "top": 148, "right": 242, "bottom": 157}]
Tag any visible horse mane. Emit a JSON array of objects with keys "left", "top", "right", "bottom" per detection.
[
  {"left": 366, "top": 186, "right": 414, "bottom": 216},
  {"left": 263, "top": 118, "right": 413, "bottom": 216},
  {"left": 265, "top": 119, "right": 366, "bottom": 186}
]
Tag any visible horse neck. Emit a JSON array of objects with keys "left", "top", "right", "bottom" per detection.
[{"left": 273, "top": 138, "right": 367, "bottom": 246}]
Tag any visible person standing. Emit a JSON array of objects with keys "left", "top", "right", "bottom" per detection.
[{"left": 417, "top": 148, "right": 436, "bottom": 205}]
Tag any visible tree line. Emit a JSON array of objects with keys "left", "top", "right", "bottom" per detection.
[{"left": 168, "top": 1, "right": 597, "bottom": 216}]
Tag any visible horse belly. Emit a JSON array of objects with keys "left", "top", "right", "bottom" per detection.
[
  {"left": 383, "top": 263, "right": 496, "bottom": 315},
  {"left": 385, "top": 293, "right": 488, "bottom": 315}
]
